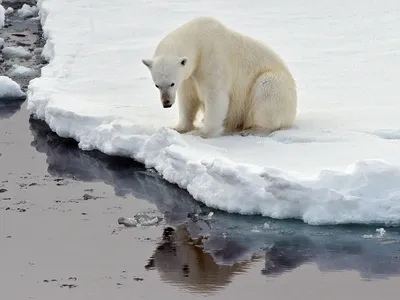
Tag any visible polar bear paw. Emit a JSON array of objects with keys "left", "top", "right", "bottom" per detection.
[
  {"left": 187, "top": 127, "right": 224, "bottom": 139},
  {"left": 170, "top": 123, "right": 195, "bottom": 134}
]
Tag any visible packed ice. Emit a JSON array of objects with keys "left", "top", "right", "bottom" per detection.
[
  {"left": 27, "top": 0, "right": 400, "bottom": 225},
  {"left": 7, "top": 65, "right": 39, "bottom": 78},
  {"left": 5, "top": 7, "right": 13, "bottom": 15},
  {"left": 2, "top": 46, "right": 32, "bottom": 59},
  {"left": 17, "top": 4, "right": 39, "bottom": 18}
]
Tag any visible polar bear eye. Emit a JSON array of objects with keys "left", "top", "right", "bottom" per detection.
[
  {"left": 170, "top": 83, "right": 175, "bottom": 87},
  {"left": 155, "top": 84, "right": 159, "bottom": 89}
]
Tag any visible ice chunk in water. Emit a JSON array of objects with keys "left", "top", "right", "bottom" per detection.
[
  {"left": 362, "top": 228, "right": 387, "bottom": 239},
  {"left": 376, "top": 228, "right": 386, "bottom": 237},
  {"left": 118, "top": 213, "right": 163, "bottom": 227}
]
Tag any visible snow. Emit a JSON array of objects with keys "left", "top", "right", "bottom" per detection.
[
  {"left": 0, "top": 37, "right": 4, "bottom": 48},
  {"left": 0, "top": 4, "right": 5, "bottom": 28},
  {"left": 17, "top": 4, "right": 39, "bottom": 18},
  {"left": 27, "top": 0, "right": 400, "bottom": 226},
  {"left": 2, "top": 46, "right": 32, "bottom": 59},
  {"left": 0, "top": 76, "right": 25, "bottom": 100},
  {"left": 376, "top": 228, "right": 386, "bottom": 237},
  {"left": 7, "top": 65, "right": 38, "bottom": 78}
]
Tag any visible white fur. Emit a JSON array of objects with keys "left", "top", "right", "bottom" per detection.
[{"left": 142, "top": 16, "right": 297, "bottom": 139}]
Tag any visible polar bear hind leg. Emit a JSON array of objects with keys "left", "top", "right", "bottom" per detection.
[{"left": 240, "top": 71, "right": 297, "bottom": 137}]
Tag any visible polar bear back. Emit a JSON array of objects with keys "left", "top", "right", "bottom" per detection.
[{"left": 153, "top": 16, "right": 293, "bottom": 91}]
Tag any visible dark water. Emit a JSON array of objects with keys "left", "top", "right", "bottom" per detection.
[{"left": 0, "top": 98, "right": 25, "bottom": 119}]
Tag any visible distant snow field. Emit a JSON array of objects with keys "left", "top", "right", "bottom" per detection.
[{"left": 27, "top": 0, "right": 400, "bottom": 225}]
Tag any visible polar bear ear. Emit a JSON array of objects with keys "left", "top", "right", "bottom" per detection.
[
  {"left": 142, "top": 59, "right": 153, "bottom": 69},
  {"left": 180, "top": 57, "right": 188, "bottom": 66}
]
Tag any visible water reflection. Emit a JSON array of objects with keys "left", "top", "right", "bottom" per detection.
[
  {"left": 145, "top": 226, "right": 257, "bottom": 294},
  {"left": 0, "top": 98, "right": 25, "bottom": 119},
  {"left": 261, "top": 234, "right": 400, "bottom": 278},
  {"left": 29, "top": 116, "right": 400, "bottom": 292}
]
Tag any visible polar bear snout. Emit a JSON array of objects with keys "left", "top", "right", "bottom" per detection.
[
  {"left": 161, "top": 96, "right": 173, "bottom": 108},
  {"left": 162, "top": 99, "right": 172, "bottom": 108},
  {"left": 160, "top": 91, "right": 175, "bottom": 108}
]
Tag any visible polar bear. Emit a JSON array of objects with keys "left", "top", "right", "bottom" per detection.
[{"left": 142, "top": 16, "right": 297, "bottom": 139}]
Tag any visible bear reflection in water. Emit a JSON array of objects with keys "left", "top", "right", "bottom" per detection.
[
  {"left": 144, "top": 227, "right": 314, "bottom": 293},
  {"left": 144, "top": 226, "right": 257, "bottom": 294},
  {"left": 146, "top": 224, "right": 400, "bottom": 292}
]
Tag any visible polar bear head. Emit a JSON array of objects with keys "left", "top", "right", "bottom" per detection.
[{"left": 142, "top": 55, "right": 188, "bottom": 108}]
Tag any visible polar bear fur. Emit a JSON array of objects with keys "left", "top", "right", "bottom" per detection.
[{"left": 142, "top": 16, "right": 297, "bottom": 139}]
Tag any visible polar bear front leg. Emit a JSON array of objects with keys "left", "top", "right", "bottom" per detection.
[
  {"left": 171, "top": 80, "right": 200, "bottom": 133},
  {"left": 197, "top": 89, "right": 229, "bottom": 139}
]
